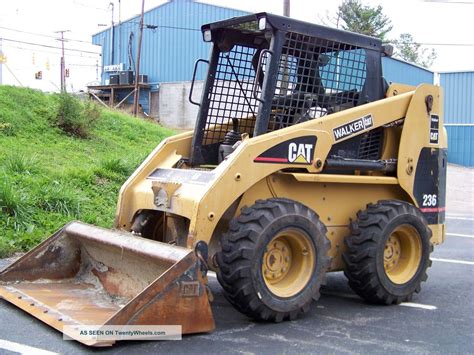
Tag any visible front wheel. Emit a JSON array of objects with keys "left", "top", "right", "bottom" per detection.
[
  {"left": 217, "top": 198, "right": 331, "bottom": 322},
  {"left": 343, "top": 200, "right": 433, "bottom": 304}
]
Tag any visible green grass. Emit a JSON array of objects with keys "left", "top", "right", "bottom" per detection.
[{"left": 0, "top": 85, "right": 174, "bottom": 258}]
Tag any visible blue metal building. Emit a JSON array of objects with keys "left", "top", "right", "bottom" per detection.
[
  {"left": 92, "top": 0, "right": 248, "bottom": 112},
  {"left": 382, "top": 57, "right": 434, "bottom": 86},
  {"left": 381, "top": 60, "right": 474, "bottom": 167},
  {"left": 440, "top": 71, "right": 474, "bottom": 167},
  {"left": 91, "top": 2, "right": 472, "bottom": 167},
  {"left": 91, "top": 2, "right": 436, "bottom": 114},
  {"left": 92, "top": 4, "right": 434, "bottom": 89}
]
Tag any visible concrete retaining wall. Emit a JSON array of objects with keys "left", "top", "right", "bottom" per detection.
[{"left": 157, "top": 81, "right": 203, "bottom": 129}]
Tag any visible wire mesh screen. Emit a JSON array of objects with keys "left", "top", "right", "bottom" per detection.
[
  {"left": 267, "top": 32, "right": 367, "bottom": 131},
  {"left": 201, "top": 31, "right": 368, "bottom": 148},
  {"left": 203, "top": 45, "right": 262, "bottom": 145}
]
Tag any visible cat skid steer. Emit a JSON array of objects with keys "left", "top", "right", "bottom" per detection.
[{"left": 0, "top": 13, "right": 447, "bottom": 346}]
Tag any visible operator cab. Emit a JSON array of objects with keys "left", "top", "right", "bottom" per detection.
[{"left": 189, "top": 13, "right": 389, "bottom": 166}]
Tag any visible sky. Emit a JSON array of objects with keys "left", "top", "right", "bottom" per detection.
[{"left": 0, "top": 0, "right": 473, "bottom": 90}]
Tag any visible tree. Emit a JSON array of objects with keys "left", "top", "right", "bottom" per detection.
[
  {"left": 392, "top": 33, "right": 437, "bottom": 68},
  {"left": 335, "top": 0, "right": 393, "bottom": 41}
]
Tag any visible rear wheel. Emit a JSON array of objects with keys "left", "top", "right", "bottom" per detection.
[
  {"left": 343, "top": 200, "right": 432, "bottom": 304},
  {"left": 217, "top": 198, "right": 330, "bottom": 322}
]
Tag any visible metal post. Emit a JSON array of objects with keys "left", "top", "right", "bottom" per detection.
[
  {"left": 118, "top": 0, "right": 122, "bottom": 65},
  {"left": 283, "top": 0, "right": 290, "bottom": 17},
  {"left": 109, "top": 2, "right": 114, "bottom": 65},
  {"left": 133, "top": 0, "right": 145, "bottom": 117},
  {"left": 55, "top": 30, "right": 70, "bottom": 92},
  {"left": 60, "top": 33, "right": 65, "bottom": 92},
  {"left": 254, "top": 32, "right": 285, "bottom": 136}
]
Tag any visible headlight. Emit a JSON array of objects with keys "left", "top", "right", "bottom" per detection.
[
  {"left": 203, "top": 30, "right": 212, "bottom": 42},
  {"left": 258, "top": 17, "right": 267, "bottom": 31}
]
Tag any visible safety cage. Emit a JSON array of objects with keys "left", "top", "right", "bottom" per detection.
[{"left": 189, "top": 13, "right": 387, "bottom": 166}]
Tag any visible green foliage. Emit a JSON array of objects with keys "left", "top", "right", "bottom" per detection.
[
  {"left": 100, "top": 158, "right": 131, "bottom": 176},
  {"left": 53, "top": 93, "right": 101, "bottom": 138},
  {"left": 37, "top": 182, "right": 82, "bottom": 217},
  {"left": 335, "top": 0, "right": 393, "bottom": 40},
  {"left": 0, "top": 177, "right": 32, "bottom": 231},
  {"left": 93, "top": 158, "right": 135, "bottom": 183},
  {"left": 0, "top": 178, "right": 22, "bottom": 217},
  {"left": 0, "top": 122, "right": 14, "bottom": 136},
  {"left": 4, "top": 153, "right": 39, "bottom": 175},
  {"left": 0, "top": 85, "right": 174, "bottom": 256},
  {"left": 392, "top": 33, "right": 437, "bottom": 68}
]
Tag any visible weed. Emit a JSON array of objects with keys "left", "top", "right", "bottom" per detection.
[
  {"left": 0, "top": 178, "right": 32, "bottom": 231},
  {"left": 53, "top": 93, "right": 100, "bottom": 138},
  {"left": 3, "top": 153, "right": 39, "bottom": 175},
  {"left": 0, "top": 122, "right": 14, "bottom": 136},
  {"left": 37, "top": 182, "right": 82, "bottom": 217},
  {"left": 101, "top": 158, "right": 130, "bottom": 175},
  {"left": 0, "top": 86, "right": 172, "bottom": 256},
  {"left": 83, "top": 100, "right": 102, "bottom": 123}
]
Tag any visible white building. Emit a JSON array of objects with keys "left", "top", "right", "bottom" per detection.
[{"left": 0, "top": 33, "right": 101, "bottom": 92}]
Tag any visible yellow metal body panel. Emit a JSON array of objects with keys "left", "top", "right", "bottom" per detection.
[
  {"left": 236, "top": 174, "right": 409, "bottom": 271},
  {"left": 114, "top": 84, "right": 446, "bottom": 270},
  {"left": 115, "top": 131, "right": 194, "bottom": 229}
]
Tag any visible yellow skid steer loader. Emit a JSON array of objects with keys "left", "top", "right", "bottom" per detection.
[{"left": 0, "top": 13, "right": 447, "bottom": 346}]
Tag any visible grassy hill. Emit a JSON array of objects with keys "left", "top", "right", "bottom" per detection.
[{"left": 0, "top": 86, "right": 174, "bottom": 257}]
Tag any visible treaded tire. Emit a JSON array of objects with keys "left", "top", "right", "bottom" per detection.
[
  {"left": 343, "top": 200, "right": 433, "bottom": 305},
  {"left": 216, "top": 198, "right": 331, "bottom": 322}
]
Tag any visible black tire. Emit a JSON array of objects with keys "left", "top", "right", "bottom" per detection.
[
  {"left": 216, "top": 198, "right": 331, "bottom": 322},
  {"left": 343, "top": 200, "right": 433, "bottom": 304}
]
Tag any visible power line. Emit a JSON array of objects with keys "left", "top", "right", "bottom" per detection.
[
  {"left": 7, "top": 63, "right": 99, "bottom": 69},
  {"left": 423, "top": 0, "right": 474, "bottom": 4},
  {"left": 73, "top": 0, "right": 109, "bottom": 12},
  {"left": 417, "top": 43, "right": 474, "bottom": 46},
  {"left": 2, "top": 43, "right": 101, "bottom": 59},
  {"left": 68, "top": 63, "right": 100, "bottom": 68},
  {"left": 126, "top": 21, "right": 201, "bottom": 32},
  {"left": 0, "top": 38, "right": 101, "bottom": 55},
  {"left": 0, "top": 25, "right": 93, "bottom": 45},
  {"left": 390, "top": 42, "right": 474, "bottom": 47},
  {"left": 153, "top": 24, "right": 201, "bottom": 32}
]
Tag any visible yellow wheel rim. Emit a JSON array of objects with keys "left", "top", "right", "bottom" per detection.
[
  {"left": 262, "top": 229, "right": 315, "bottom": 297},
  {"left": 384, "top": 225, "right": 422, "bottom": 284}
]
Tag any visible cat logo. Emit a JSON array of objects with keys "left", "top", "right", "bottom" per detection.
[
  {"left": 288, "top": 143, "right": 313, "bottom": 164},
  {"left": 254, "top": 136, "right": 317, "bottom": 165},
  {"left": 430, "top": 114, "right": 439, "bottom": 144}
]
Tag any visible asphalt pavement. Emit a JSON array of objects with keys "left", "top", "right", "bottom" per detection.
[{"left": 0, "top": 165, "right": 472, "bottom": 354}]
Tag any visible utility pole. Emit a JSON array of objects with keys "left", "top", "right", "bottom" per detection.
[
  {"left": 283, "top": 0, "right": 290, "bottom": 17},
  {"left": 118, "top": 0, "right": 122, "bottom": 66},
  {"left": 55, "top": 30, "right": 70, "bottom": 92},
  {"left": 132, "top": 0, "right": 145, "bottom": 117},
  {"left": 109, "top": 2, "right": 114, "bottom": 65}
]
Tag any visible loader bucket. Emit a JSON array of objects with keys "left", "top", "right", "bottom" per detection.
[{"left": 0, "top": 222, "right": 215, "bottom": 346}]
